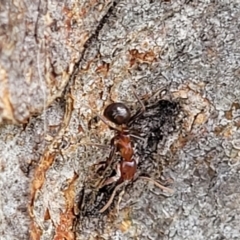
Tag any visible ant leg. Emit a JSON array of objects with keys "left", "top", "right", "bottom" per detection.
[
  {"left": 80, "top": 138, "right": 117, "bottom": 176},
  {"left": 129, "top": 87, "right": 146, "bottom": 124},
  {"left": 101, "top": 162, "right": 121, "bottom": 187},
  {"left": 81, "top": 142, "right": 110, "bottom": 150},
  {"left": 106, "top": 138, "right": 117, "bottom": 165},
  {"left": 116, "top": 188, "right": 125, "bottom": 215},
  {"left": 147, "top": 87, "right": 168, "bottom": 102},
  {"left": 79, "top": 142, "right": 111, "bottom": 171},
  {"left": 138, "top": 176, "right": 174, "bottom": 196},
  {"left": 129, "top": 133, "right": 146, "bottom": 142},
  {"left": 132, "top": 87, "right": 146, "bottom": 112},
  {"left": 99, "top": 140, "right": 117, "bottom": 171},
  {"left": 82, "top": 103, "right": 122, "bottom": 132},
  {"left": 94, "top": 145, "right": 118, "bottom": 188},
  {"left": 95, "top": 138, "right": 119, "bottom": 188},
  {"left": 99, "top": 181, "right": 125, "bottom": 213}
]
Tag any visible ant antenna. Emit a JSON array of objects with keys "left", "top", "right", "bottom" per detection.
[
  {"left": 131, "top": 85, "right": 146, "bottom": 112},
  {"left": 82, "top": 103, "right": 122, "bottom": 132},
  {"left": 128, "top": 85, "right": 146, "bottom": 124}
]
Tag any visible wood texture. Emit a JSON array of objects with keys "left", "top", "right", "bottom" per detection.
[{"left": 1, "top": 0, "right": 240, "bottom": 239}]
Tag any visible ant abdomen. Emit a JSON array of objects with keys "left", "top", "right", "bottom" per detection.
[
  {"left": 120, "top": 159, "right": 137, "bottom": 181},
  {"left": 103, "top": 103, "right": 131, "bottom": 125}
]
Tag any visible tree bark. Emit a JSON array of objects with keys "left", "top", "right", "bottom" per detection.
[{"left": 1, "top": 0, "right": 240, "bottom": 239}]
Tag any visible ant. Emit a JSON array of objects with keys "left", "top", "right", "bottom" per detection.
[
  {"left": 97, "top": 92, "right": 145, "bottom": 185},
  {"left": 86, "top": 88, "right": 174, "bottom": 213}
]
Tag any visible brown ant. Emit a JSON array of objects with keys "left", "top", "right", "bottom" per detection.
[
  {"left": 99, "top": 92, "right": 146, "bottom": 183},
  {"left": 86, "top": 89, "right": 174, "bottom": 213}
]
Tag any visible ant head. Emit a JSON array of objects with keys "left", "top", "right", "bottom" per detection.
[{"left": 103, "top": 103, "right": 131, "bottom": 125}]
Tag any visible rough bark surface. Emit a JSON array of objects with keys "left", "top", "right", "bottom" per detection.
[
  {"left": 0, "top": 0, "right": 112, "bottom": 123},
  {"left": 1, "top": 0, "right": 240, "bottom": 240}
]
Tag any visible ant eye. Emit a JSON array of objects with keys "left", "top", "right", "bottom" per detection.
[{"left": 104, "top": 103, "right": 131, "bottom": 125}]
